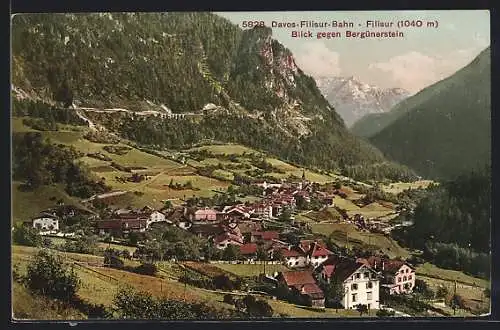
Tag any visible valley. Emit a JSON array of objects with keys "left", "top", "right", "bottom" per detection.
[{"left": 10, "top": 11, "right": 491, "bottom": 322}]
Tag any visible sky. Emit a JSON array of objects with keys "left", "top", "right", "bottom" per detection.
[{"left": 216, "top": 10, "right": 490, "bottom": 94}]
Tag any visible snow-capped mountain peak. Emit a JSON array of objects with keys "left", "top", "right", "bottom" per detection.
[{"left": 315, "top": 76, "right": 410, "bottom": 127}]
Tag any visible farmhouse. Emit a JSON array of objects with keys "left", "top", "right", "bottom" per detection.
[
  {"left": 317, "top": 257, "right": 380, "bottom": 310},
  {"left": 251, "top": 231, "right": 279, "bottom": 243},
  {"left": 97, "top": 219, "right": 147, "bottom": 236},
  {"left": 192, "top": 207, "right": 220, "bottom": 223},
  {"left": 32, "top": 213, "right": 59, "bottom": 233},
  {"left": 358, "top": 256, "right": 416, "bottom": 295},
  {"left": 280, "top": 246, "right": 309, "bottom": 268},
  {"left": 239, "top": 243, "right": 258, "bottom": 260},
  {"left": 305, "top": 241, "right": 334, "bottom": 268},
  {"left": 277, "top": 270, "right": 325, "bottom": 308},
  {"left": 213, "top": 232, "right": 244, "bottom": 250}
]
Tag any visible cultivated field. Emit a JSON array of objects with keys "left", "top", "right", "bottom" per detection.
[{"left": 381, "top": 180, "right": 435, "bottom": 194}]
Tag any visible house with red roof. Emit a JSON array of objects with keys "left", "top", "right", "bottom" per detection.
[
  {"left": 357, "top": 256, "right": 415, "bottom": 295},
  {"left": 251, "top": 231, "right": 280, "bottom": 243},
  {"left": 238, "top": 243, "right": 258, "bottom": 260},
  {"left": 276, "top": 270, "right": 325, "bottom": 308},
  {"left": 316, "top": 257, "right": 380, "bottom": 310},
  {"left": 280, "top": 246, "right": 309, "bottom": 268},
  {"left": 213, "top": 232, "right": 244, "bottom": 250}
]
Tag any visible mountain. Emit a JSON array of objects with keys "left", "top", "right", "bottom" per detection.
[
  {"left": 315, "top": 76, "right": 410, "bottom": 127},
  {"left": 361, "top": 47, "right": 490, "bottom": 180},
  {"left": 11, "top": 12, "right": 417, "bottom": 182}
]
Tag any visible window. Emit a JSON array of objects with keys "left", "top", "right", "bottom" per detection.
[
  {"left": 398, "top": 277, "right": 401, "bottom": 283},
  {"left": 367, "top": 292, "right": 373, "bottom": 301},
  {"left": 403, "top": 276, "right": 407, "bottom": 281},
  {"left": 355, "top": 273, "right": 361, "bottom": 279},
  {"left": 295, "top": 261, "right": 299, "bottom": 266},
  {"left": 351, "top": 283, "right": 358, "bottom": 290},
  {"left": 364, "top": 272, "right": 370, "bottom": 279},
  {"left": 406, "top": 268, "right": 409, "bottom": 273},
  {"left": 409, "top": 275, "right": 412, "bottom": 280},
  {"left": 366, "top": 281, "right": 373, "bottom": 289},
  {"left": 352, "top": 293, "right": 357, "bottom": 302},
  {"left": 400, "top": 270, "right": 404, "bottom": 274}
]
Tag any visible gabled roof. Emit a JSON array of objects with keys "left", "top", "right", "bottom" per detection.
[
  {"left": 295, "top": 283, "right": 324, "bottom": 299},
  {"left": 329, "top": 259, "right": 377, "bottom": 282},
  {"left": 280, "top": 270, "right": 316, "bottom": 287},
  {"left": 252, "top": 231, "right": 279, "bottom": 241},
  {"left": 239, "top": 243, "right": 258, "bottom": 255},
  {"left": 214, "top": 232, "right": 243, "bottom": 245},
  {"left": 360, "top": 256, "right": 415, "bottom": 273},
  {"left": 281, "top": 247, "right": 305, "bottom": 257}
]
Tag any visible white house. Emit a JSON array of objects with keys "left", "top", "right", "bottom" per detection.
[
  {"left": 146, "top": 210, "right": 168, "bottom": 227},
  {"left": 319, "top": 258, "right": 380, "bottom": 310},
  {"left": 32, "top": 215, "right": 59, "bottom": 233},
  {"left": 281, "top": 247, "right": 309, "bottom": 268},
  {"left": 358, "top": 257, "right": 416, "bottom": 295}
]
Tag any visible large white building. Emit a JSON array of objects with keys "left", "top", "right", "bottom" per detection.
[{"left": 318, "top": 257, "right": 380, "bottom": 310}]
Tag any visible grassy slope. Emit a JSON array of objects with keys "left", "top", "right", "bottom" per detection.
[
  {"left": 310, "top": 222, "right": 410, "bottom": 259},
  {"left": 12, "top": 245, "right": 372, "bottom": 318},
  {"left": 12, "top": 181, "right": 92, "bottom": 223},
  {"left": 12, "top": 282, "right": 85, "bottom": 320}
]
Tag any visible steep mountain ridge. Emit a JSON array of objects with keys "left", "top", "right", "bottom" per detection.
[
  {"left": 11, "top": 12, "right": 416, "bottom": 181},
  {"left": 316, "top": 76, "right": 410, "bottom": 127},
  {"left": 365, "top": 47, "right": 490, "bottom": 179}
]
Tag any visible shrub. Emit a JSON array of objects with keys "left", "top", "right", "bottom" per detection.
[
  {"left": 376, "top": 308, "right": 395, "bottom": 317},
  {"left": 134, "top": 263, "right": 157, "bottom": 276},
  {"left": 104, "top": 249, "right": 125, "bottom": 269},
  {"left": 223, "top": 294, "right": 235, "bottom": 305},
  {"left": 12, "top": 225, "right": 42, "bottom": 247},
  {"left": 25, "top": 250, "right": 80, "bottom": 302}
]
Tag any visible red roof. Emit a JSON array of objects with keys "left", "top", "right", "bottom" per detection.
[
  {"left": 252, "top": 231, "right": 279, "bottom": 241},
  {"left": 295, "top": 283, "right": 324, "bottom": 295},
  {"left": 281, "top": 248, "right": 303, "bottom": 257},
  {"left": 361, "top": 256, "right": 413, "bottom": 273},
  {"left": 97, "top": 220, "right": 123, "bottom": 229},
  {"left": 280, "top": 270, "right": 316, "bottom": 287},
  {"left": 239, "top": 243, "right": 258, "bottom": 255},
  {"left": 214, "top": 232, "right": 243, "bottom": 245}
]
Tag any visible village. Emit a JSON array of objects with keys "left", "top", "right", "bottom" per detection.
[{"left": 24, "top": 171, "right": 423, "bottom": 313}]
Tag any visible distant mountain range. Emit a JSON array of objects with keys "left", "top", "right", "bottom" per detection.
[
  {"left": 315, "top": 76, "right": 410, "bottom": 127},
  {"left": 353, "top": 47, "right": 490, "bottom": 180}
]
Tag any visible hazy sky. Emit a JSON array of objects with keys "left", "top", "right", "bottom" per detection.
[{"left": 216, "top": 10, "right": 490, "bottom": 94}]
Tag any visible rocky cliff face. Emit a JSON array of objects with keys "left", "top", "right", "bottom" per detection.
[
  {"left": 12, "top": 12, "right": 410, "bottom": 176},
  {"left": 315, "top": 76, "right": 410, "bottom": 127}
]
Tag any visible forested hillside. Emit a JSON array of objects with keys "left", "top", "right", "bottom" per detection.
[
  {"left": 351, "top": 47, "right": 490, "bottom": 180},
  {"left": 11, "top": 12, "right": 416, "bottom": 181}
]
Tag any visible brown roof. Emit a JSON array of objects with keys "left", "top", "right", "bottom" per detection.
[
  {"left": 97, "top": 219, "right": 147, "bottom": 230},
  {"left": 280, "top": 270, "right": 316, "bottom": 287},
  {"left": 238, "top": 221, "right": 262, "bottom": 234},
  {"left": 214, "top": 232, "right": 243, "bottom": 245},
  {"left": 190, "top": 223, "right": 224, "bottom": 236},
  {"left": 239, "top": 243, "right": 258, "bottom": 255},
  {"left": 328, "top": 258, "right": 366, "bottom": 282},
  {"left": 281, "top": 247, "right": 304, "bottom": 257},
  {"left": 295, "top": 283, "right": 324, "bottom": 299},
  {"left": 252, "top": 231, "right": 279, "bottom": 241},
  {"left": 361, "top": 256, "right": 413, "bottom": 273}
]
